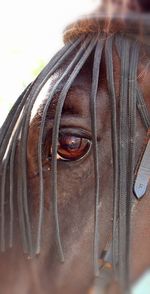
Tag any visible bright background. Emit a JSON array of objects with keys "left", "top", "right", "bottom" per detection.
[
  {"left": 0, "top": 1, "right": 150, "bottom": 292},
  {"left": 0, "top": 0, "right": 99, "bottom": 125}
]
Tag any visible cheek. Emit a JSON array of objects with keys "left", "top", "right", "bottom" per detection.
[
  {"left": 27, "top": 119, "right": 113, "bottom": 261},
  {"left": 56, "top": 155, "right": 95, "bottom": 241},
  {"left": 56, "top": 135, "right": 113, "bottom": 254},
  {"left": 98, "top": 132, "right": 114, "bottom": 252},
  {"left": 28, "top": 147, "right": 113, "bottom": 247},
  {"left": 27, "top": 154, "right": 95, "bottom": 254}
]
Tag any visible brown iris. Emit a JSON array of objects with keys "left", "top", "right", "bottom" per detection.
[{"left": 57, "top": 133, "right": 91, "bottom": 161}]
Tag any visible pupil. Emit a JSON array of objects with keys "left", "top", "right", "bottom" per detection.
[
  {"left": 55, "top": 133, "right": 91, "bottom": 161},
  {"left": 67, "top": 137, "right": 81, "bottom": 150},
  {"left": 60, "top": 135, "right": 81, "bottom": 151}
]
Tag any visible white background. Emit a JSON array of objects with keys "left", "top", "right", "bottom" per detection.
[{"left": 0, "top": 0, "right": 99, "bottom": 125}]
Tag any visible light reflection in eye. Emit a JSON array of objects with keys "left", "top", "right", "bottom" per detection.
[
  {"left": 45, "top": 127, "right": 93, "bottom": 162},
  {"left": 57, "top": 134, "right": 91, "bottom": 161},
  {"left": 49, "top": 133, "right": 91, "bottom": 161}
]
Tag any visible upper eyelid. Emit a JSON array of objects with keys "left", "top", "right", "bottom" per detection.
[
  {"left": 59, "top": 127, "right": 92, "bottom": 140},
  {"left": 42, "top": 127, "right": 91, "bottom": 149},
  {"left": 43, "top": 126, "right": 101, "bottom": 143},
  {"left": 59, "top": 127, "right": 101, "bottom": 142}
]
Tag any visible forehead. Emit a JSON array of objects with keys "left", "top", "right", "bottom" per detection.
[
  {"left": 32, "top": 36, "right": 150, "bottom": 128},
  {"left": 46, "top": 51, "right": 119, "bottom": 115}
]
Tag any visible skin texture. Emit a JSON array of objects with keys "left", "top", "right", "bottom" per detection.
[{"left": 0, "top": 41, "right": 149, "bottom": 294}]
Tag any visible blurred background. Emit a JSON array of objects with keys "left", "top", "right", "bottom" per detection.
[
  {"left": 0, "top": 0, "right": 99, "bottom": 126},
  {"left": 0, "top": 0, "right": 150, "bottom": 293}
]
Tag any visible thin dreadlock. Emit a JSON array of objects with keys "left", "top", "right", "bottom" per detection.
[{"left": 0, "top": 31, "right": 149, "bottom": 293}]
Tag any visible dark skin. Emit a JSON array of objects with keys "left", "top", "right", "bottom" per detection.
[{"left": 0, "top": 44, "right": 149, "bottom": 294}]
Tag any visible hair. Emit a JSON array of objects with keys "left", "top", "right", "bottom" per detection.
[{"left": 0, "top": 1, "right": 149, "bottom": 292}]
